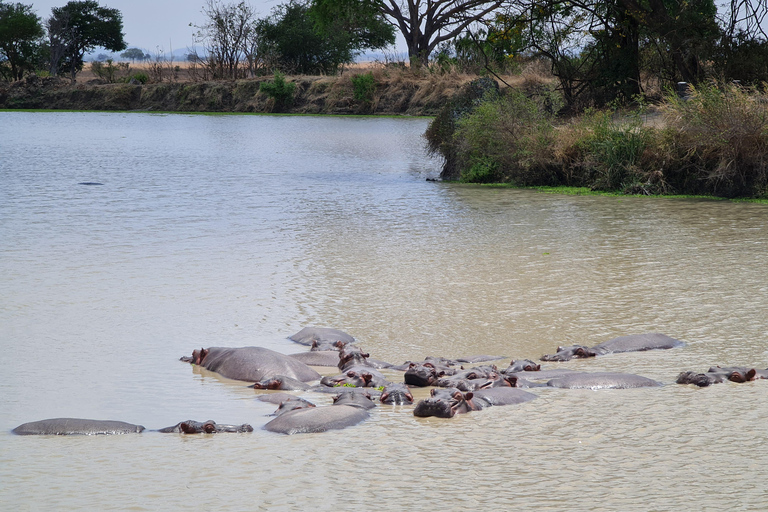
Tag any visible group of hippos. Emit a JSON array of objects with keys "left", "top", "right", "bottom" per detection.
[{"left": 12, "top": 327, "right": 768, "bottom": 436}]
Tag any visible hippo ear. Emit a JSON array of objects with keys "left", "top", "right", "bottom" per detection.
[
  {"left": 464, "top": 392, "right": 474, "bottom": 401},
  {"left": 574, "top": 347, "right": 593, "bottom": 357},
  {"left": 506, "top": 376, "right": 518, "bottom": 387},
  {"left": 379, "top": 392, "right": 389, "bottom": 402},
  {"left": 747, "top": 368, "right": 757, "bottom": 381},
  {"left": 334, "top": 340, "right": 345, "bottom": 349}
]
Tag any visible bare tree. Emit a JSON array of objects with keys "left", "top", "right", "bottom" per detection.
[
  {"left": 191, "top": 0, "right": 259, "bottom": 79},
  {"left": 376, "top": 0, "right": 504, "bottom": 65}
]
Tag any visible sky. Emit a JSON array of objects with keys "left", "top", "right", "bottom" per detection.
[{"left": 28, "top": 0, "right": 288, "bottom": 56}]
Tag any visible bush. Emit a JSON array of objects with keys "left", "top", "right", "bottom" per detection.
[
  {"left": 90, "top": 59, "right": 130, "bottom": 83},
  {"left": 259, "top": 71, "right": 296, "bottom": 109},
  {"left": 661, "top": 82, "right": 768, "bottom": 197},
  {"left": 452, "top": 89, "right": 556, "bottom": 185},
  {"left": 351, "top": 72, "right": 376, "bottom": 103}
]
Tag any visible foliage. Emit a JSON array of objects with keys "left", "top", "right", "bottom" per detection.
[
  {"left": 351, "top": 72, "right": 376, "bottom": 102},
  {"left": 48, "top": 0, "right": 126, "bottom": 81},
  {"left": 89, "top": 57, "right": 129, "bottom": 82},
  {"left": 452, "top": 88, "right": 556, "bottom": 184},
  {"left": 257, "top": 1, "right": 360, "bottom": 75},
  {"left": 0, "top": 1, "right": 44, "bottom": 81},
  {"left": 310, "top": 0, "right": 395, "bottom": 54},
  {"left": 120, "top": 47, "right": 148, "bottom": 62},
  {"left": 259, "top": 70, "right": 296, "bottom": 109}
]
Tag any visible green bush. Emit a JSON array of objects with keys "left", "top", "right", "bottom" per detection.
[
  {"left": 259, "top": 71, "right": 296, "bottom": 108},
  {"left": 453, "top": 89, "right": 556, "bottom": 185},
  {"left": 351, "top": 72, "right": 376, "bottom": 103}
]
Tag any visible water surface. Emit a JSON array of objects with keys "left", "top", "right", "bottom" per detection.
[{"left": 2, "top": 112, "right": 767, "bottom": 510}]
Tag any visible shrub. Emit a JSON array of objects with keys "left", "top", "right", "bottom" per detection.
[
  {"left": 90, "top": 59, "right": 130, "bottom": 83},
  {"left": 259, "top": 71, "right": 296, "bottom": 108},
  {"left": 351, "top": 72, "right": 376, "bottom": 103},
  {"left": 661, "top": 82, "right": 768, "bottom": 197},
  {"left": 452, "top": 89, "right": 556, "bottom": 184}
]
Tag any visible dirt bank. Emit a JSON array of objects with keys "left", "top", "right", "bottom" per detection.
[{"left": 0, "top": 70, "right": 480, "bottom": 116}]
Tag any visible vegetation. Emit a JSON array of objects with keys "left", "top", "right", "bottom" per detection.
[
  {"left": 427, "top": 80, "right": 768, "bottom": 198},
  {"left": 47, "top": 0, "right": 126, "bottom": 81},
  {"left": 259, "top": 70, "right": 295, "bottom": 109},
  {"left": 0, "top": 2, "right": 44, "bottom": 81}
]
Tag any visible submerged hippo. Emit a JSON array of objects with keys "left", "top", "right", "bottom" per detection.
[
  {"left": 12, "top": 418, "right": 145, "bottom": 435},
  {"left": 156, "top": 420, "right": 253, "bottom": 433},
  {"left": 264, "top": 405, "right": 370, "bottom": 434},
  {"left": 676, "top": 366, "right": 768, "bottom": 387},
  {"left": 288, "top": 327, "right": 355, "bottom": 347},
  {"left": 546, "top": 372, "right": 662, "bottom": 389},
  {"left": 12, "top": 418, "right": 252, "bottom": 435},
  {"left": 380, "top": 383, "right": 414, "bottom": 405},
  {"left": 287, "top": 351, "right": 341, "bottom": 367},
  {"left": 541, "top": 333, "right": 685, "bottom": 362},
  {"left": 413, "top": 387, "right": 537, "bottom": 418},
  {"left": 181, "top": 346, "right": 320, "bottom": 383},
  {"left": 250, "top": 375, "right": 310, "bottom": 391}
]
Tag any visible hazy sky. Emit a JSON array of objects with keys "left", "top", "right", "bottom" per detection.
[{"left": 29, "top": 0, "right": 287, "bottom": 54}]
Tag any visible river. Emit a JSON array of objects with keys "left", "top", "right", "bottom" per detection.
[{"left": 1, "top": 112, "right": 767, "bottom": 510}]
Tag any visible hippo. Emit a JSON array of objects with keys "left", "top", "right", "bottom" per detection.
[
  {"left": 338, "top": 344, "right": 373, "bottom": 371},
  {"left": 264, "top": 405, "right": 370, "bottom": 434},
  {"left": 288, "top": 327, "right": 355, "bottom": 347},
  {"left": 288, "top": 351, "right": 340, "bottom": 367},
  {"left": 676, "top": 366, "right": 768, "bottom": 387},
  {"left": 12, "top": 418, "right": 252, "bottom": 435},
  {"left": 541, "top": 333, "right": 685, "bottom": 362},
  {"left": 12, "top": 418, "right": 145, "bottom": 435},
  {"left": 320, "top": 367, "right": 389, "bottom": 388},
  {"left": 256, "top": 392, "right": 304, "bottom": 404},
  {"left": 332, "top": 391, "right": 377, "bottom": 409},
  {"left": 404, "top": 361, "right": 456, "bottom": 387},
  {"left": 181, "top": 346, "right": 320, "bottom": 382},
  {"left": 505, "top": 359, "right": 541, "bottom": 372},
  {"left": 454, "top": 355, "right": 508, "bottom": 364},
  {"left": 380, "top": 383, "right": 414, "bottom": 405},
  {"left": 546, "top": 372, "right": 662, "bottom": 389},
  {"left": 413, "top": 387, "right": 536, "bottom": 418},
  {"left": 272, "top": 398, "right": 317, "bottom": 416},
  {"left": 156, "top": 420, "right": 253, "bottom": 433},
  {"left": 250, "top": 375, "right": 310, "bottom": 391}
]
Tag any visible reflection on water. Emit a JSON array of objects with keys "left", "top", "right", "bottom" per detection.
[{"left": 1, "top": 112, "right": 768, "bottom": 510}]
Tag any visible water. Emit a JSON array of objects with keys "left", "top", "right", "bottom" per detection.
[{"left": 1, "top": 112, "right": 767, "bottom": 510}]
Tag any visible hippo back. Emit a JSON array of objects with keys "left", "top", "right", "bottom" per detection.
[
  {"left": 13, "top": 418, "right": 145, "bottom": 435},
  {"left": 202, "top": 347, "right": 320, "bottom": 382}
]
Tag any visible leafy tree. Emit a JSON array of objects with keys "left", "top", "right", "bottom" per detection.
[
  {"left": 121, "top": 47, "right": 146, "bottom": 62},
  {"left": 0, "top": 1, "right": 44, "bottom": 81},
  {"left": 258, "top": 1, "right": 361, "bottom": 74},
  {"left": 310, "top": 0, "right": 394, "bottom": 53},
  {"left": 47, "top": 0, "right": 126, "bottom": 81}
]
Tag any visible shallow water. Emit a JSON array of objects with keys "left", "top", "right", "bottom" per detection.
[{"left": 2, "top": 112, "right": 767, "bottom": 510}]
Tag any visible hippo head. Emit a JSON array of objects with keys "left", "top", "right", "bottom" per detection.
[
  {"left": 275, "top": 399, "right": 316, "bottom": 416},
  {"left": 676, "top": 371, "right": 721, "bottom": 387},
  {"left": 413, "top": 388, "right": 473, "bottom": 418},
  {"left": 180, "top": 348, "right": 209, "bottom": 365},
  {"left": 320, "top": 371, "right": 368, "bottom": 388},
  {"left": 380, "top": 384, "right": 414, "bottom": 405},
  {"left": 311, "top": 339, "right": 348, "bottom": 352},
  {"left": 338, "top": 345, "right": 371, "bottom": 370},
  {"left": 404, "top": 363, "right": 441, "bottom": 387},
  {"left": 540, "top": 345, "right": 597, "bottom": 362},
  {"left": 507, "top": 359, "right": 541, "bottom": 372},
  {"left": 250, "top": 377, "right": 284, "bottom": 390},
  {"left": 179, "top": 420, "right": 218, "bottom": 434}
]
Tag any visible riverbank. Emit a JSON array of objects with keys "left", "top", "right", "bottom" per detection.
[
  {"left": 427, "top": 80, "right": 768, "bottom": 199},
  {"left": 0, "top": 69, "right": 486, "bottom": 115}
]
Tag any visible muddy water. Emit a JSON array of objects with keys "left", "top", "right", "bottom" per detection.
[{"left": 1, "top": 112, "right": 767, "bottom": 510}]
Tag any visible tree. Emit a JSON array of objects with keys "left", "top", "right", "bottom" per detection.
[
  {"left": 191, "top": 0, "right": 259, "bottom": 79},
  {"left": 318, "top": 0, "right": 504, "bottom": 65},
  {"left": 258, "top": 0, "right": 369, "bottom": 74},
  {"left": 310, "top": 0, "right": 395, "bottom": 54},
  {"left": 0, "top": 2, "right": 44, "bottom": 81},
  {"left": 121, "top": 47, "right": 146, "bottom": 62},
  {"left": 47, "top": 0, "right": 126, "bottom": 81}
]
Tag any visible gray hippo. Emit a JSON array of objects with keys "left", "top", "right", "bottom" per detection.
[
  {"left": 288, "top": 327, "right": 355, "bottom": 347},
  {"left": 264, "top": 405, "right": 370, "bottom": 434},
  {"left": 156, "top": 420, "right": 253, "bottom": 433},
  {"left": 676, "top": 366, "right": 768, "bottom": 387},
  {"left": 541, "top": 333, "right": 684, "bottom": 362},
  {"left": 249, "top": 375, "right": 310, "bottom": 391},
  {"left": 413, "top": 387, "right": 537, "bottom": 418},
  {"left": 380, "top": 383, "right": 414, "bottom": 405},
  {"left": 181, "top": 346, "right": 320, "bottom": 382},
  {"left": 12, "top": 418, "right": 145, "bottom": 435},
  {"left": 12, "top": 418, "right": 253, "bottom": 435},
  {"left": 288, "top": 351, "right": 340, "bottom": 367},
  {"left": 332, "top": 390, "right": 377, "bottom": 409},
  {"left": 546, "top": 372, "right": 662, "bottom": 389}
]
